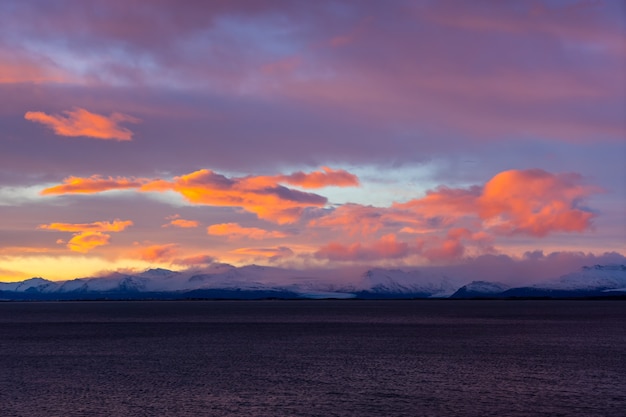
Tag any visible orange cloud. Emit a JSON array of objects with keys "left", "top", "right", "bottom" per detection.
[
  {"left": 135, "top": 244, "right": 179, "bottom": 262},
  {"left": 279, "top": 167, "right": 360, "bottom": 189},
  {"left": 41, "top": 175, "right": 148, "bottom": 195},
  {"left": 207, "top": 223, "right": 286, "bottom": 240},
  {"left": 39, "top": 168, "right": 595, "bottom": 236},
  {"left": 38, "top": 219, "right": 132, "bottom": 252},
  {"left": 162, "top": 215, "right": 199, "bottom": 228},
  {"left": 168, "top": 219, "right": 199, "bottom": 228},
  {"left": 66, "top": 231, "right": 111, "bottom": 253},
  {"left": 145, "top": 169, "right": 329, "bottom": 224},
  {"left": 477, "top": 169, "right": 598, "bottom": 237},
  {"left": 41, "top": 168, "right": 359, "bottom": 223},
  {"left": 39, "top": 219, "right": 133, "bottom": 232},
  {"left": 315, "top": 234, "right": 409, "bottom": 262},
  {"left": 24, "top": 107, "right": 140, "bottom": 141}
]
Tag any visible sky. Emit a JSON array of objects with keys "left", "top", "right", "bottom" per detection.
[{"left": 0, "top": 0, "right": 625, "bottom": 282}]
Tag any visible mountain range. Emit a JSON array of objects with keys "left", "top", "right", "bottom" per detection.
[{"left": 1, "top": 264, "right": 625, "bottom": 300}]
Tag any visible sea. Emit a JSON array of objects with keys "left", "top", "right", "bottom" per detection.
[{"left": 0, "top": 300, "right": 624, "bottom": 417}]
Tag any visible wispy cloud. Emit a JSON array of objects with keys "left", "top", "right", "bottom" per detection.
[
  {"left": 41, "top": 176, "right": 149, "bottom": 195},
  {"left": 25, "top": 108, "right": 139, "bottom": 140},
  {"left": 39, "top": 219, "right": 133, "bottom": 233},
  {"left": 207, "top": 223, "right": 286, "bottom": 240},
  {"left": 233, "top": 246, "right": 294, "bottom": 262}
]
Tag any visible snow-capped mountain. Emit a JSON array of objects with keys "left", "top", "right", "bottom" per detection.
[
  {"left": 498, "top": 264, "right": 626, "bottom": 298},
  {"left": 450, "top": 281, "right": 511, "bottom": 298},
  {"left": 0, "top": 277, "right": 58, "bottom": 293},
  {"left": 539, "top": 264, "right": 626, "bottom": 290},
  {"left": 346, "top": 268, "right": 460, "bottom": 298},
  {"left": 1, "top": 264, "right": 625, "bottom": 300},
  {"left": 453, "top": 265, "right": 626, "bottom": 298}
]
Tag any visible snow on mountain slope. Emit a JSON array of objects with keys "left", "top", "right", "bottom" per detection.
[
  {"left": 450, "top": 281, "right": 511, "bottom": 298},
  {"left": 349, "top": 268, "right": 460, "bottom": 297},
  {"left": 535, "top": 265, "right": 626, "bottom": 290},
  {"left": 0, "top": 278, "right": 59, "bottom": 293},
  {"left": 2, "top": 264, "right": 624, "bottom": 299},
  {"left": 58, "top": 274, "right": 150, "bottom": 292}
]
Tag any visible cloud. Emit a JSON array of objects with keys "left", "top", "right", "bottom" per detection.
[
  {"left": 25, "top": 107, "right": 140, "bottom": 140},
  {"left": 0, "top": 46, "right": 69, "bottom": 84},
  {"left": 313, "top": 169, "right": 599, "bottom": 240},
  {"left": 135, "top": 243, "right": 179, "bottom": 262},
  {"left": 306, "top": 168, "right": 600, "bottom": 262},
  {"left": 172, "top": 254, "right": 215, "bottom": 266},
  {"left": 66, "top": 231, "right": 111, "bottom": 253},
  {"left": 38, "top": 219, "right": 133, "bottom": 232},
  {"left": 38, "top": 168, "right": 602, "bottom": 262},
  {"left": 315, "top": 234, "right": 409, "bottom": 262},
  {"left": 309, "top": 204, "right": 385, "bottom": 236},
  {"left": 279, "top": 167, "right": 359, "bottom": 189},
  {"left": 162, "top": 214, "right": 199, "bottom": 228},
  {"left": 418, "top": 228, "right": 479, "bottom": 263},
  {"left": 207, "top": 223, "right": 286, "bottom": 240},
  {"left": 38, "top": 219, "right": 132, "bottom": 252},
  {"left": 394, "top": 169, "right": 599, "bottom": 237},
  {"left": 41, "top": 176, "right": 148, "bottom": 195},
  {"left": 233, "top": 246, "right": 294, "bottom": 261},
  {"left": 146, "top": 169, "right": 329, "bottom": 224},
  {"left": 43, "top": 167, "right": 358, "bottom": 224},
  {"left": 477, "top": 169, "right": 599, "bottom": 236}
]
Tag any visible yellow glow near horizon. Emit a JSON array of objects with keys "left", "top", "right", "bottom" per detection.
[{"left": 0, "top": 255, "right": 167, "bottom": 282}]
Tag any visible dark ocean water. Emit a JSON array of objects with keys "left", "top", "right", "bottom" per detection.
[{"left": 0, "top": 300, "right": 624, "bottom": 417}]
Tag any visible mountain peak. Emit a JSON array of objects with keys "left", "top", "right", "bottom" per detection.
[{"left": 582, "top": 264, "right": 626, "bottom": 272}]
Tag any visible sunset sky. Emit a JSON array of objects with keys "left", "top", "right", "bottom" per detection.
[{"left": 1, "top": 0, "right": 624, "bottom": 282}]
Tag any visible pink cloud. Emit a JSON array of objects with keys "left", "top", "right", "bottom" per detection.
[
  {"left": 421, "top": 0, "right": 625, "bottom": 55},
  {"left": 279, "top": 167, "right": 360, "bottom": 189},
  {"left": 315, "top": 234, "right": 409, "bottom": 262},
  {"left": 478, "top": 169, "right": 599, "bottom": 236},
  {"left": 309, "top": 204, "right": 385, "bottom": 236},
  {"left": 25, "top": 108, "right": 140, "bottom": 140},
  {"left": 135, "top": 243, "right": 179, "bottom": 262},
  {"left": 397, "top": 169, "right": 599, "bottom": 238},
  {"left": 0, "top": 46, "right": 68, "bottom": 84}
]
